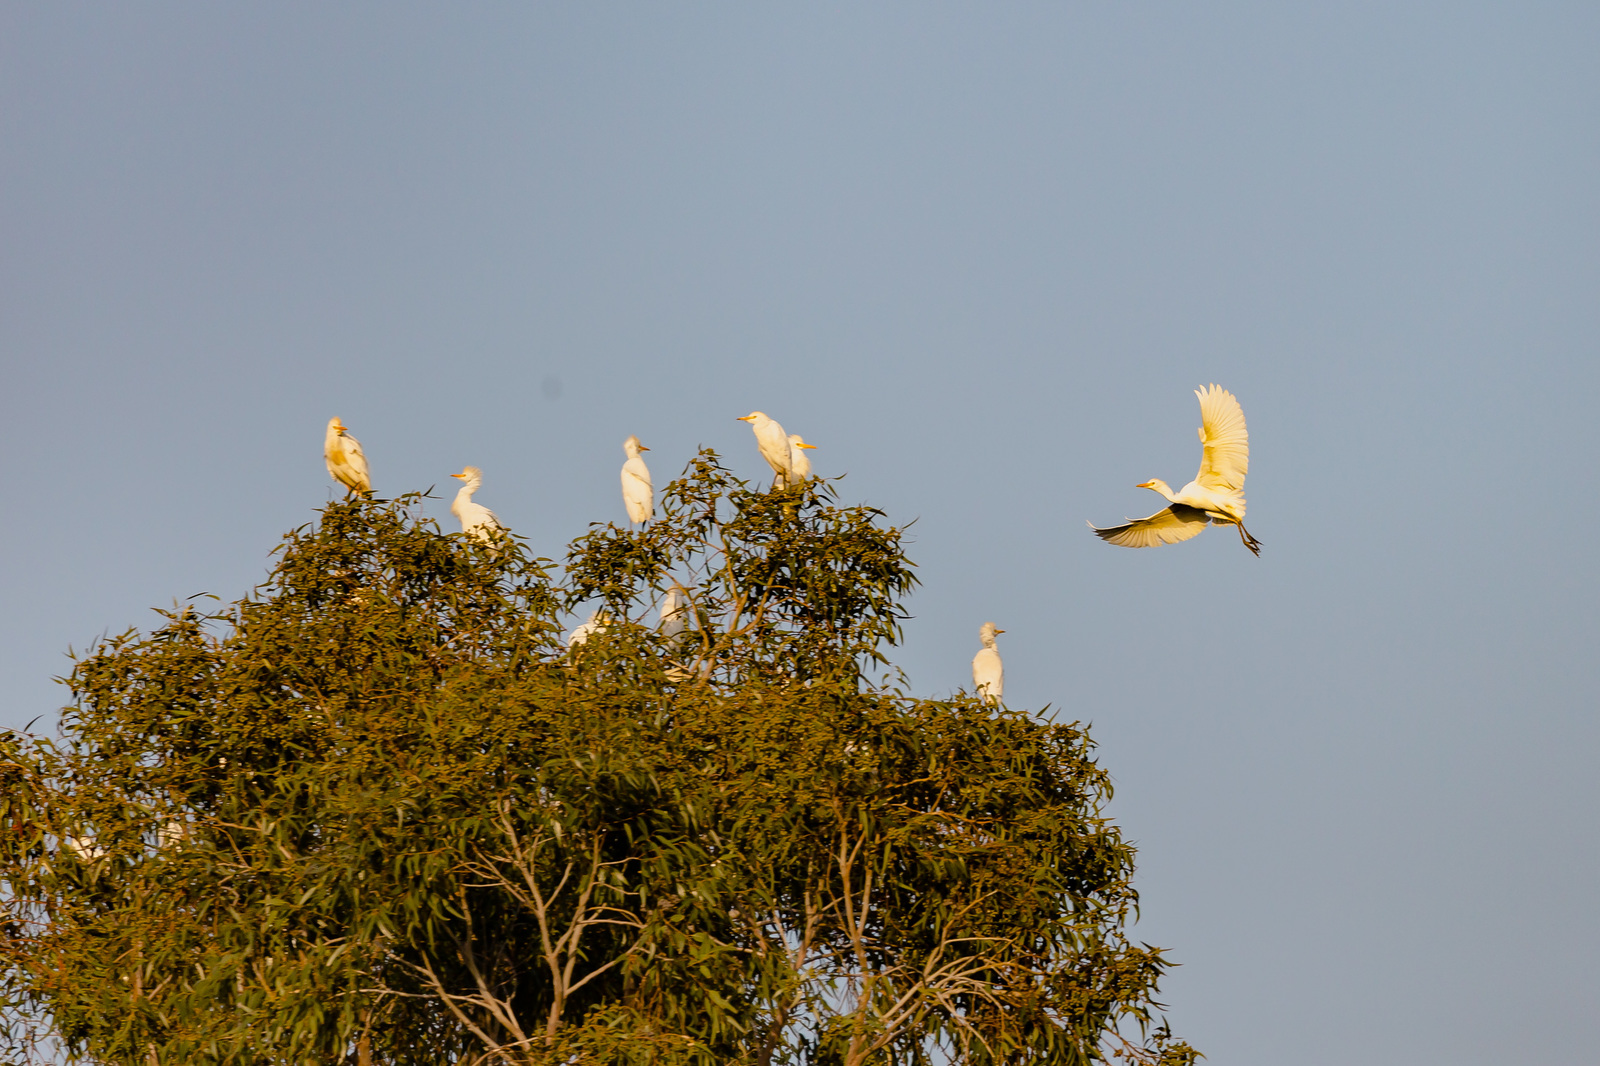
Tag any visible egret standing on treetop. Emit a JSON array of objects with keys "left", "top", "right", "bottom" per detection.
[
  {"left": 786, "top": 435, "right": 818, "bottom": 487},
  {"left": 450, "top": 466, "right": 504, "bottom": 543},
  {"left": 972, "top": 622, "right": 1004, "bottom": 706},
  {"left": 621, "top": 435, "right": 654, "bottom": 524},
  {"left": 737, "top": 411, "right": 792, "bottom": 488},
  {"left": 1090, "top": 384, "right": 1262, "bottom": 556},
  {"left": 324, "top": 417, "right": 371, "bottom": 495}
]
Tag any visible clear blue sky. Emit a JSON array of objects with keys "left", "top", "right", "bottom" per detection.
[{"left": 3, "top": 4, "right": 1596, "bottom": 1062}]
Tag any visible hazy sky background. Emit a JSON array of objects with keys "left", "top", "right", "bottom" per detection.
[{"left": 3, "top": 4, "right": 1597, "bottom": 1062}]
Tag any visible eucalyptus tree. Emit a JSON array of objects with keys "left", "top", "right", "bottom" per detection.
[{"left": 1, "top": 454, "right": 1197, "bottom": 1065}]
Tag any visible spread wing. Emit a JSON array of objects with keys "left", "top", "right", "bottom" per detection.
[
  {"left": 1194, "top": 384, "right": 1248, "bottom": 493},
  {"left": 1089, "top": 505, "right": 1211, "bottom": 549}
]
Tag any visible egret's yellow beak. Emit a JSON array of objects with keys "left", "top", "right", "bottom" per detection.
[
  {"left": 640, "top": 445, "right": 650, "bottom": 451},
  {"left": 1136, "top": 481, "right": 1155, "bottom": 489},
  {"left": 796, "top": 442, "right": 818, "bottom": 450},
  {"left": 451, "top": 473, "right": 466, "bottom": 480},
  {"left": 737, "top": 415, "right": 755, "bottom": 422},
  {"left": 996, "top": 628, "right": 1006, "bottom": 634}
]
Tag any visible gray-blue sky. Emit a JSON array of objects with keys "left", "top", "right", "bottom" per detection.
[{"left": 3, "top": 3, "right": 1596, "bottom": 1061}]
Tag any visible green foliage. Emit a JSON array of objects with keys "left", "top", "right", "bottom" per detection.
[{"left": 1, "top": 453, "right": 1197, "bottom": 1065}]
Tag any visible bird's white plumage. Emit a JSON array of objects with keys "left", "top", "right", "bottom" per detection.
[
  {"left": 450, "top": 466, "right": 504, "bottom": 543},
  {"left": 737, "top": 411, "right": 792, "bottom": 486},
  {"left": 1195, "top": 383, "right": 1249, "bottom": 493},
  {"left": 1090, "top": 384, "right": 1262, "bottom": 555},
  {"left": 659, "top": 586, "right": 687, "bottom": 640},
  {"left": 324, "top": 417, "right": 371, "bottom": 495},
  {"left": 621, "top": 435, "right": 654, "bottom": 524},
  {"left": 786, "top": 434, "right": 817, "bottom": 485},
  {"left": 62, "top": 832, "right": 104, "bottom": 861},
  {"left": 568, "top": 609, "right": 608, "bottom": 649},
  {"left": 972, "top": 622, "right": 1005, "bottom": 705}
]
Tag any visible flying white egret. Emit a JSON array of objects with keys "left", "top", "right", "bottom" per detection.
[
  {"left": 1090, "top": 384, "right": 1262, "bottom": 556},
  {"left": 972, "top": 622, "right": 1005, "bottom": 706},
  {"left": 737, "top": 411, "right": 792, "bottom": 488},
  {"left": 621, "top": 435, "right": 654, "bottom": 524},
  {"left": 324, "top": 417, "right": 371, "bottom": 495},
  {"left": 568, "top": 609, "right": 609, "bottom": 649},
  {"left": 449, "top": 466, "right": 505, "bottom": 543},
  {"left": 785, "top": 435, "right": 818, "bottom": 486}
]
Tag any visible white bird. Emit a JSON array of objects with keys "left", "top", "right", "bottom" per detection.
[
  {"left": 1090, "top": 384, "right": 1262, "bottom": 556},
  {"left": 568, "top": 609, "right": 609, "bottom": 649},
  {"left": 737, "top": 411, "right": 792, "bottom": 488},
  {"left": 324, "top": 417, "right": 371, "bottom": 495},
  {"left": 449, "top": 466, "right": 505, "bottom": 543},
  {"left": 621, "top": 436, "right": 654, "bottom": 524},
  {"left": 659, "top": 586, "right": 688, "bottom": 640},
  {"left": 785, "top": 435, "right": 818, "bottom": 486},
  {"left": 972, "top": 622, "right": 1005, "bottom": 706},
  {"left": 62, "top": 832, "right": 105, "bottom": 861}
]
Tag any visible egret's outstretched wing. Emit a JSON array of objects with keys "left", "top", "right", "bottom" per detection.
[
  {"left": 1089, "top": 505, "right": 1211, "bottom": 548},
  {"left": 1194, "top": 384, "right": 1248, "bottom": 493}
]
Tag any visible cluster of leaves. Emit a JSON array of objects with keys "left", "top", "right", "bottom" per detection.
[{"left": 1, "top": 452, "right": 1197, "bottom": 1065}]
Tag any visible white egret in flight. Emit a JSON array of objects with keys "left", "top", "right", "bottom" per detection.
[
  {"left": 449, "top": 466, "right": 504, "bottom": 543},
  {"left": 786, "top": 435, "right": 818, "bottom": 486},
  {"left": 621, "top": 435, "right": 654, "bottom": 524},
  {"left": 324, "top": 417, "right": 371, "bottom": 495},
  {"left": 972, "top": 622, "right": 1004, "bottom": 706},
  {"left": 1090, "top": 384, "right": 1262, "bottom": 556},
  {"left": 737, "top": 411, "right": 792, "bottom": 488}
]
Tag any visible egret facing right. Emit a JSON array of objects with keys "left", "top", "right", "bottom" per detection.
[
  {"left": 786, "top": 434, "right": 818, "bottom": 486},
  {"left": 972, "top": 622, "right": 1004, "bottom": 706},
  {"left": 621, "top": 435, "right": 654, "bottom": 524},
  {"left": 1090, "top": 384, "right": 1262, "bottom": 556}
]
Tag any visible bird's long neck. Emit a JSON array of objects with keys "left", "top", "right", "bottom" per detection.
[
  {"left": 1144, "top": 479, "right": 1178, "bottom": 502},
  {"left": 454, "top": 479, "right": 479, "bottom": 504}
]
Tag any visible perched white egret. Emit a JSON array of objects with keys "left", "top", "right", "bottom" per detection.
[
  {"left": 62, "top": 832, "right": 104, "bottom": 861},
  {"left": 785, "top": 435, "right": 818, "bottom": 486},
  {"left": 157, "top": 818, "right": 185, "bottom": 849},
  {"left": 1090, "top": 384, "right": 1262, "bottom": 556},
  {"left": 568, "top": 609, "right": 609, "bottom": 649},
  {"left": 449, "top": 466, "right": 505, "bottom": 543},
  {"left": 737, "top": 411, "right": 792, "bottom": 488},
  {"left": 659, "top": 585, "right": 688, "bottom": 640},
  {"left": 324, "top": 417, "right": 371, "bottom": 495},
  {"left": 972, "top": 622, "right": 1005, "bottom": 706},
  {"left": 621, "top": 435, "right": 654, "bottom": 524}
]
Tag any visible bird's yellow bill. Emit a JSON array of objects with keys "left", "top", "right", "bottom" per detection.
[
  {"left": 796, "top": 442, "right": 818, "bottom": 450},
  {"left": 736, "top": 415, "right": 755, "bottom": 422}
]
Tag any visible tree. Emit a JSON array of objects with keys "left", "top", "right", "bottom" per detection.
[{"left": 1, "top": 452, "right": 1198, "bottom": 1065}]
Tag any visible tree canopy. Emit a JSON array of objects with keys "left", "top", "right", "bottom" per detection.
[{"left": 2, "top": 452, "right": 1197, "bottom": 1065}]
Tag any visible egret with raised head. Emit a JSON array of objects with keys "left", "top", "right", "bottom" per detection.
[
  {"left": 621, "top": 435, "right": 654, "bottom": 524},
  {"left": 450, "top": 466, "right": 504, "bottom": 543},
  {"left": 737, "top": 411, "right": 792, "bottom": 488},
  {"left": 972, "top": 623, "right": 1004, "bottom": 706}
]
